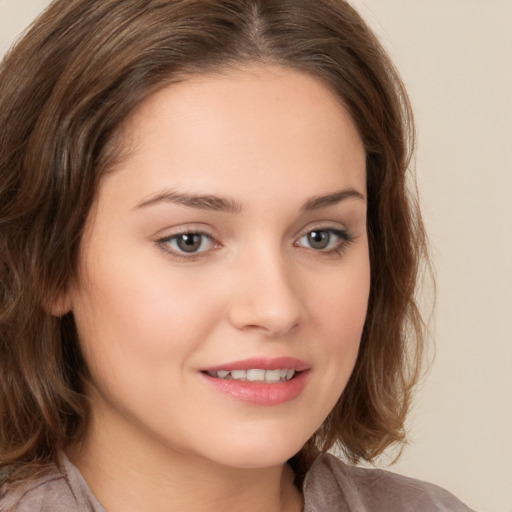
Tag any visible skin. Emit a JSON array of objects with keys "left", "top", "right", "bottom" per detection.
[{"left": 63, "top": 65, "right": 370, "bottom": 512}]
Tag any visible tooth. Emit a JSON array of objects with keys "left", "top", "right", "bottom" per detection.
[
  {"left": 265, "top": 370, "right": 281, "bottom": 382},
  {"left": 246, "top": 369, "right": 265, "bottom": 382},
  {"left": 221, "top": 369, "right": 297, "bottom": 382}
]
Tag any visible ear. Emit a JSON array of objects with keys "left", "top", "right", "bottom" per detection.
[{"left": 44, "top": 289, "right": 73, "bottom": 317}]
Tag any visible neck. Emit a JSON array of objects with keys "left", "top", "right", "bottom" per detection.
[{"left": 66, "top": 410, "right": 303, "bottom": 512}]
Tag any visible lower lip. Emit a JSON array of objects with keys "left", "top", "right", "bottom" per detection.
[{"left": 200, "top": 371, "right": 310, "bottom": 406}]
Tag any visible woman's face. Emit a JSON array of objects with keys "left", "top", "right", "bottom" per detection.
[{"left": 66, "top": 65, "right": 370, "bottom": 469}]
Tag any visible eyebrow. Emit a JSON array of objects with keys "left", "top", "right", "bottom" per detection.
[
  {"left": 135, "top": 190, "right": 242, "bottom": 213},
  {"left": 134, "top": 187, "right": 365, "bottom": 213},
  {"left": 300, "top": 188, "right": 366, "bottom": 212}
]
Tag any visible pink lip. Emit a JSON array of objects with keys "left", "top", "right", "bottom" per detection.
[
  {"left": 201, "top": 357, "right": 310, "bottom": 372},
  {"left": 199, "top": 357, "right": 311, "bottom": 406}
]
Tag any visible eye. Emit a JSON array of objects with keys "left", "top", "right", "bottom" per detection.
[
  {"left": 158, "top": 232, "right": 216, "bottom": 255},
  {"left": 296, "top": 228, "right": 351, "bottom": 252}
]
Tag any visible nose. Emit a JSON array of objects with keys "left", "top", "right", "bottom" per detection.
[{"left": 227, "top": 250, "right": 306, "bottom": 337}]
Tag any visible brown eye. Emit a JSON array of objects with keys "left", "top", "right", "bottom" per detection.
[
  {"left": 176, "top": 233, "right": 203, "bottom": 253},
  {"left": 160, "top": 232, "right": 214, "bottom": 255},
  {"left": 306, "top": 230, "right": 331, "bottom": 250},
  {"left": 296, "top": 228, "right": 351, "bottom": 252}
]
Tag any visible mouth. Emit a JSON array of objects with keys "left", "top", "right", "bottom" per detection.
[
  {"left": 199, "top": 357, "right": 310, "bottom": 405},
  {"left": 203, "top": 368, "right": 299, "bottom": 383}
]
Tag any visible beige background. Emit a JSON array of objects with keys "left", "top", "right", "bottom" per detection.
[
  {"left": 348, "top": 3, "right": 512, "bottom": 512},
  {"left": 1, "top": 1, "right": 511, "bottom": 511}
]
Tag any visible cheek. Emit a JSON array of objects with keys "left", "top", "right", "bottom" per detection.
[
  {"left": 310, "top": 252, "right": 371, "bottom": 382},
  {"left": 70, "top": 254, "right": 225, "bottom": 391},
  {"left": 70, "top": 269, "right": 219, "bottom": 430},
  {"left": 316, "top": 255, "right": 370, "bottom": 338}
]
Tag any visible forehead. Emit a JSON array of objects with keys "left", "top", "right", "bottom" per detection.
[{"left": 101, "top": 64, "right": 366, "bottom": 207}]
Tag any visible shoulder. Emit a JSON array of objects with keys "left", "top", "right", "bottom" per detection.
[
  {"left": 302, "top": 453, "right": 477, "bottom": 512},
  {"left": 0, "top": 467, "right": 78, "bottom": 512},
  {"left": 0, "top": 455, "right": 104, "bottom": 512}
]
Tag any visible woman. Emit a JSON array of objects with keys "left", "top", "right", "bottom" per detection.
[{"left": 0, "top": 0, "right": 475, "bottom": 510}]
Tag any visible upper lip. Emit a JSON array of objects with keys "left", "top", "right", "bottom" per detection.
[{"left": 201, "top": 357, "right": 310, "bottom": 373}]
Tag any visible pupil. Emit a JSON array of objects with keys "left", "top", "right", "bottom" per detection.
[
  {"left": 308, "top": 230, "right": 329, "bottom": 249},
  {"left": 177, "top": 234, "right": 202, "bottom": 252}
]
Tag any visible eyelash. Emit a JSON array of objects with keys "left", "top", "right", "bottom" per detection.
[
  {"left": 156, "top": 227, "right": 354, "bottom": 260},
  {"left": 295, "top": 228, "right": 354, "bottom": 255},
  {"left": 156, "top": 231, "right": 218, "bottom": 260}
]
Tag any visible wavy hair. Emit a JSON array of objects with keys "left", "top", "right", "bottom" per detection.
[{"left": 0, "top": 0, "right": 429, "bottom": 484}]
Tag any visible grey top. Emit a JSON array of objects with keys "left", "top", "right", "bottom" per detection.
[{"left": 0, "top": 452, "right": 476, "bottom": 511}]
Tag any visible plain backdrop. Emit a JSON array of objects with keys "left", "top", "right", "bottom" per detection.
[{"left": 1, "top": 1, "right": 511, "bottom": 511}]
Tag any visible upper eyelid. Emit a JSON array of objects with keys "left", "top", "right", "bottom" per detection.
[
  {"left": 296, "top": 222, "right": 349, "bottom": 238},
  {"left": 159, "top": 229, "right": 212, "bottom": 238},
  {"left": 155, "top": 223, "right": 350, "bottom": 240},
  {"left": 157, "top": 231, "right": 217, "bottom": 248},
  {"left": 159, "top": 231, "right": 213, "bottom": 241},
  {"left": 296, "top": 227, "right": 351, "bottom": 245},
  {"left": 155, "top": 223, "right": 219, "bottom": 240}
]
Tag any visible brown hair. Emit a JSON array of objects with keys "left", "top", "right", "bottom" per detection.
[{"left": 0, "top": 0, "right": 428, "bottom": 483}]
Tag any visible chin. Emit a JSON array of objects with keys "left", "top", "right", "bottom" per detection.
[
  {"left": 194, "top": 426, "right": 311, "bottom": 470},
  {"left": 215, "top": 448, "right": 301, "bottom": 470}
]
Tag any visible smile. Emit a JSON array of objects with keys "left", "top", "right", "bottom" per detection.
[
  {"left": 200, "top": 357, "right": 310, "bottom": 405},
  {"left": 206, "top": 369, "right": 296, "bottom": 382}
]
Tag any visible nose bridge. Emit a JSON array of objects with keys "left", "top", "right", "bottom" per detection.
[{"left": 227, "top": 243, "right": 305, "bottom": 336}]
